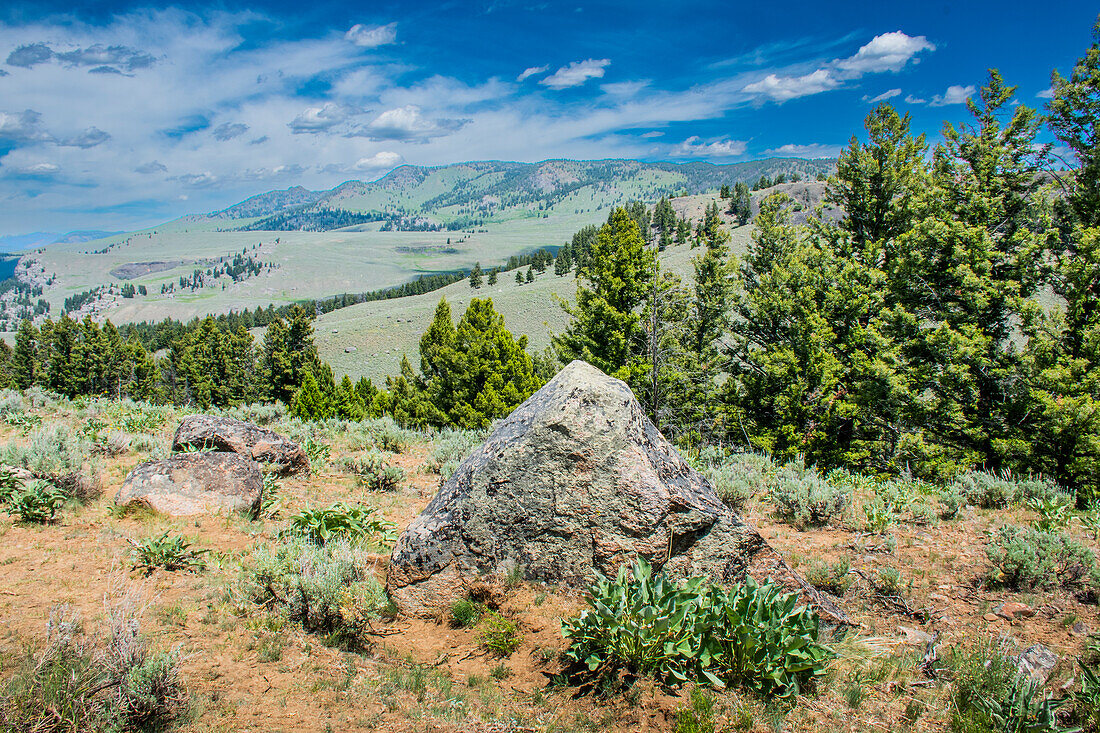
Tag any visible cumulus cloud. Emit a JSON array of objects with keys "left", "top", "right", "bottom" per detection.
[
  {"left": 743, "top": 31, "right": 933, "bottom": 103},
  {"left": 355, "top": 151, "right": 403, "bottom": 170},
  {"left": 743, "top": 69, "right": 839, "bottom": 102},
  {"left": 213, "top": 122, "right": 249, "bottom": 141},
  {"left": 288, "top": 103, "right": 360, "bottom": 134},
  {"left": 930, "top": 84, "right": 975, "bottom": 106},
  {"left": 766, "top": 143, "right": 842, "bottom": 159},
  {"left": 345, "top": 22, "right": 397, "bottom": 48},
  {"left": 0, "top": 109, "right": 53, "bottom": 148},
  {"left": 835, "top": 31, "right": 934, "bottom": 76},
  {"left": 670, "top": 136, "right": 747, "bottom": 158},
  {"left": 517, "top": 64, "right": 548, "bottom": 82},
  {"left": 350, "top": 105, "right": 468, "bottom": 142},
  {"left": 540, "top": 58, "right": 610, "bottom": 90},
  {"left": 135, "top": 160, "right": 167, "bottom": 174},
  {"left": 1037, "top": 87, "right": 1054, "bottom": 99},
  {"left": 862, "top": 88, "right": 901, "bottom": 103}
]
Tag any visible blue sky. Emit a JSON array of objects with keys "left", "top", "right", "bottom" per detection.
[{"left": 0, "top": 0, "right": 1095, "bottom": 235}]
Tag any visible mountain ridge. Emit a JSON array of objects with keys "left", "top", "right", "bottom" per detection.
[{"left": 198, "top": 156, "right": 834, "bottom": 232}]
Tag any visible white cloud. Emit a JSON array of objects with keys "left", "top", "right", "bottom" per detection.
[
  {"left": 904, "top": 94, "right": 927, "bottom": 104},
  {"left": 18, "top": 162, "right": 60, "bottom": 174},
  {"left": 517, "top": 64, "right": 548, "bottom": 82},
  {"left": 640, "top": 130, "right": 663, "bottom": 138},
  {"left": 344, "top": 22, "right": 397, "bottom": 49},
  {"left": 743, "top": 69, "right": 839, "bottom": 102},
  {"left": 743, "top": 31, "right": 933, "bottom": 104},
  {"left": 862, "top": 88, "right": 901, "bottom": 103},
  {"left": 930, "top": 84, "right": 975, "bottom": 106},
  {"left": 766, "top": 143, "right": 842, "bottom": 159},
  {"left": 288, "top": 103, "right": 361, "bottom": 134},
  {"left": 601, "top": 80, "right": 649, "bottom": 97},
  {"left": 539, "top": 58, "right": 610, "bottom": 90},
  {"left": 0, "top": 109, "right": 53, "bottom": 147},
  {"left": 351, "top": 105, "right": 468, "bottom": 142},
  {"left": 835, "top": 31, "right": 934, "bottom": 76},
  {"left": 670, "top": 136, "right": 747, "bottom": 158},
  {"left": 1037, "top": 87, "right": 1054, "bottom": 99},
  {"left": 355, "top": 151, "right": 403, "bottom": 171}
]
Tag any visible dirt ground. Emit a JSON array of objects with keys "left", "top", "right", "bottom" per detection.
[{"left": 0, "top": 410, "right": 1095, "bottom": 733}]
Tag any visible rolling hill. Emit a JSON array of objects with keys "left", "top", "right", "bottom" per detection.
[{"left": 4, "top": 157, "right": 834, "bottom": 331}]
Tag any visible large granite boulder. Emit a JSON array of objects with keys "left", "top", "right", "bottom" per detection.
[
  {"left": 173, "top": 415, "right": 309, "bottom": 476},
  {"left": 387, "top": 360, "right": 848, "bottom": 624},
  {"left": 115, "top": 453, "right": 263, "bottom": 517}
]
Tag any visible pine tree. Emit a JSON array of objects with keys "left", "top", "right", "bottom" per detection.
[
  {"left": 334, "top": 374, "right": 366, "bottom": 421},
  {"left": 554, "top": 207, "right": 655, "bottom": 379},
  {"left": 888, "top": 70, "right": 1049, "bottom": 474},
  {"left": 469, "top": 262, "right": 483, "bottom": 289},
  {"left": 12, "top": 320, "right": 37, "bottom": 389},
  {"left": 825, "top": 104, "right": 928, "bottom": 258},
  {"left": 291, "top": 371, "right": 332, "bottom": 421},
  {"left": 515, "top": 270, "right": 524, "bottom": 285},
  {"left": 525, "top": 267, "right": 534, "bottom": 283},
  {"left": 487, "top": 268, "right": 498, "bottom": 286},
  {"left": 554, "top": 243, "right": 572, "bottom": 275}
]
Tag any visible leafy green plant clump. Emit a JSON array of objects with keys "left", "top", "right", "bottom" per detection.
[
  {"left": 949, "top": 638, "right": 1070, "bottom": 733},
  {"left": 478, "top": 613, "right": 520, "bottom": 657},
  {"left": 450, "top": 598, "right": 487, "bottom": 628},
  {"left": 561, "top": 558, "right": 831, "bottom": 699},
  {"left": 129, "top": 532, "right": 209, "bottom": 575},
  {"left": 3, "top": 479, "right": 67, "bottom": 524},
  {"left": 283, "top": 502, "right": 395, "bottom": 546}
]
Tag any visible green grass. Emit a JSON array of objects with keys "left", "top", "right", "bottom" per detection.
[{"left": 315, "top": 219, "right": 753, "bottom": 383}]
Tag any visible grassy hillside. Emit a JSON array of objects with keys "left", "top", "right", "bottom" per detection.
[
  {"left": 6, "top": 162, "right": 831, "bottom": 330},
  {"left": 315, "top": 195, "right": 755, "bottom": 384}
]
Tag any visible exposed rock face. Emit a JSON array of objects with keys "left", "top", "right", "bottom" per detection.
[
  {"left": 387, "top": 360, "right": 848, "bottom": 623},
  {"left": 115, "top": 453, "right": 263, "bottom": 517},
  {"left": 173, "top": 415, "right": 309, "bottom": 476}
]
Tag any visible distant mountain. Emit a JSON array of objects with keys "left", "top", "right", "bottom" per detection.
[
  {"left": 0, "top": 232, "right": 61, "bottom": 251},
  {"left": 0, "top": 230, "right": 122, "bottom": 251},
  {"left": 209, "top": 185, "right": 325, "bottom": 220},
  {"left": 209, "top": 157, "right": 834, "bottom": 232},
  {"left": 51, "top": 230, "right": 124, "bottom": 244}
]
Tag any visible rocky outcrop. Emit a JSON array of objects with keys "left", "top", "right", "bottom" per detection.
[
  {"left": 387, "top": 360, "right": 848, "bottom": 624},
  {"left": 172, "top": 415, "right": 309, "bottom": 476},
  {"left": 115, "top": 453, "right": 263, "bottom": 517}
]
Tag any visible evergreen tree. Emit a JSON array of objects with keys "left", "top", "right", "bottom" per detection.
[
  {"left": 887, "top": 71, "right": 1049, "bottom": 474},
  {"left": 1048, "top": 16, "right": 1100, "bottom": 228},
  {"left": 555, "top": 208, "right": 655, "bottom": 379},
  {"left": 487, "top": 268, "right": 498, "bottom": 286},
  {"left": 826, "top": 104, "right": 928, "bottom": 259},
  {"left": 469, "top": 262, "right": 483, "bottom": 289},
  {"left": 291, "top": 371, "right": 332, "bottom": 421},
  {"left": 554, "top": 243, "right": 572, "bottom": 275},
  {"left": 515, "top": 270, "right": 524, "bottom": 285},
  {"left": 525, "top": 267, "right": 535, "bottom": 283},
  {"left": 12, "top": 320, "right": 37, "bottom": 389},
  {"left": 729, "top": 182, "right": 752, "bottom": 226},
  {"left": 334, "top": 374, "right": 366, "bottom": 421}
]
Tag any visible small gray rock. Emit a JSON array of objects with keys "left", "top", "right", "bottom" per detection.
[
  {"left": 898, "top": 625, "right": 934, "bottom": 645},
  {"left": 1016, "top": 644, "right": 1058, "bottom": 683},
  {"left": 115, "top": 453, "right": 263, "bottom": 517},
  {"left": 1072, "top": 621, "right": 1091, "bottom": 637},
  {"left": 173, "top": 414, "right": 309, "bottom": 476}
]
